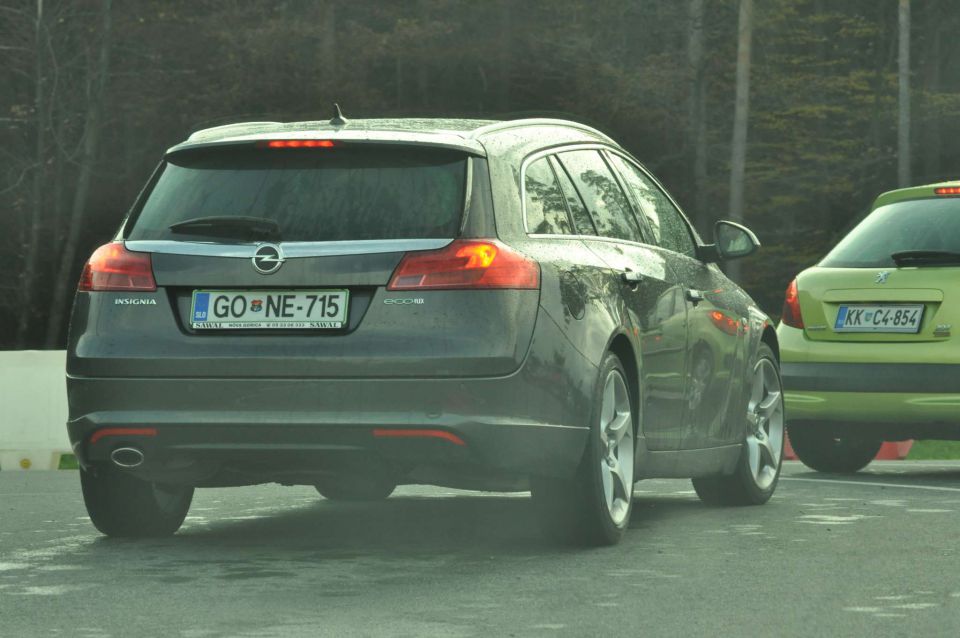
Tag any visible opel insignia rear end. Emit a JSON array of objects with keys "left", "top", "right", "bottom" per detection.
[{"left": 68, "top": 116, "right": 780, "bottom": 544}]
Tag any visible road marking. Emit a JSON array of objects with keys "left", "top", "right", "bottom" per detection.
[{"left": 782, "top": 477, "right": 960, "bottom": 493}]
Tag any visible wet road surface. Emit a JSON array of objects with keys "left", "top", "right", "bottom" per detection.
[{"left": 2, "top": 461, "right": 959, "bottom": 637}]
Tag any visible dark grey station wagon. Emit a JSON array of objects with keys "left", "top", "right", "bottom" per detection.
[{"left": 67, "top": 116, "right": 784, "bottom": 545}]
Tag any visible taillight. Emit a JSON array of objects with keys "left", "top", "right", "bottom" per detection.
[
  {"left": 78, "top": 243, "right": 156, "bottom": 292},
  {"left": 935, "top": 186, "right": 960, "bottom": 196},
  {"left": 387, "top": 239, "right": 540, "bottom": 290},
  {"left": 781, "top": 278, "right": 804, "bottom": 329}
]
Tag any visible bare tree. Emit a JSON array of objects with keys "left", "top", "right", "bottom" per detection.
[
  {"left": 687, "top": 0, "right": 708, "bottom": 235},
  {"left": 15, "top": 0, "right": 46, "bottom": 346},
  {"left": 727, "top": 0, "right": 752, "bottom": 282},
  {"left": 45, "top": 0, "right": 113, "bottom": 346},
  {"left": 898, "top": 0, "right": 911, "bottom": 187}
]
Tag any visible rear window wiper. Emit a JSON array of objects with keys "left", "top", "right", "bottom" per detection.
[
  {"left": 891, "top": 250, "right": 960, "bottom": 266},
  {"left": 169, "top": 216, "right": 281, "bottom": 241}
]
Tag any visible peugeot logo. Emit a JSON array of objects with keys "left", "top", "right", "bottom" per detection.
[
  {"left": 875, "top": 271, "right": 890, "bottom": 284},
  {"left": 252, "top": 243, "right": 284, "bottom": 275}
]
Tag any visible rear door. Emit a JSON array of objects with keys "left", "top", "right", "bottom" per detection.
[
  {"left": 554, "top": 148, "right": 689, "bottom": 451},
  {"left": 606, "top": 153, "right": 748, "bottom": 449},
  {"left": 71, "top": 144, "right": 540, "bottom": 379}
]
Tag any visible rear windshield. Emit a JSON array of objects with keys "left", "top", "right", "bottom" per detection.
[
  {"left": 126, "top": 146, "right": 467, "bottom": 242},
  {"left": 820, "top": 198, "right": 960, "bottom": 267}
]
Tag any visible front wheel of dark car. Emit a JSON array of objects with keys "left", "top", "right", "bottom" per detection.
[
  {"left": 531, "top": 352, "right": 635, "bottom": 546},
  {"left": 315, "top": 475, "right": 396, "bottom": 501},
  {"left": 693, "top": 343, "right": 784, "bottom": 506},
  {"left": 80, "top": 466, "right": 193, "bottom": 537},
  {"left": 787, "top": 426, "right": 882, "bottom": 473}
]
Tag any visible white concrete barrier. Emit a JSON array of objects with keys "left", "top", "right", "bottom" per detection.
[{"left": 0, "top": 350, "right": 70, "bottom": 470}]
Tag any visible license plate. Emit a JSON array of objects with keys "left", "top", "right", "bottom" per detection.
[
  {"left": 834, "top": 304, "right": 924, "bottom": 333},
  {"left": 190, "top": 290, "right": 349, "bottom": 329}
]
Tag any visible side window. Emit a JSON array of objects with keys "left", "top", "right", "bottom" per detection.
[
  {"left": 524, "top": 157, "right": 573, "bottom": 235},
  {"left": 549, "top": 156, "right": 597, "bottom": 235},
  {"left": 608, "top": 154, "right": 697, "bottom": 258},
  {"left": 556, "top": 150, "right": 644, "bottom": 244}
]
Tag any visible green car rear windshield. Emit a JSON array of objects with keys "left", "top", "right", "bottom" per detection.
[
  {"left": 125, "top": 146, "right": 467, "bottom": 242},
  {"left": 821, "top": 198, "right": 960, "bottom": 268}
]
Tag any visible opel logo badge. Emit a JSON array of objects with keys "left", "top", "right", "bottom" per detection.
[
  {"left": 252, "top": 243, "right": 284, "bottom": 275},
  {"left": 875, "top": 271, "right": 890, "bottom": 284}
]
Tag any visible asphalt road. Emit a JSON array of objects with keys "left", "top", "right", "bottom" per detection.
[{"left": 2, "top": 461, "right": 959, "bottom": 637}]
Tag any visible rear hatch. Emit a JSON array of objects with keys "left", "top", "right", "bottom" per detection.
[
  {"left": 69, "top": 142, "right": 540, "bottom": 378},
  {"left": 798, "top": 193, "right": 960, "bottom": 343}
]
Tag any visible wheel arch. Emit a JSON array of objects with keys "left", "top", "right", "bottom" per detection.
[
  {"left": 606, "top": 332, "right": 641, "bottom": 436},
  {"left": 760, "top": 323, "right": 780, "bottom": 362}
]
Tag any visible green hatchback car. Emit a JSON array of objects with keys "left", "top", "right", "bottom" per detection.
[{"left": 778, "top": 181, "right": 960, "bottom": 472}]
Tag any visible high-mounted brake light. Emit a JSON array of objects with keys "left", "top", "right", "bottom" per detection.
[
  {"left": 78, "top": 243, "right": 156, "bottom": 292},
  {"left": 781, "top": 278, "right": 804, "bottom": 329},
  {"left": 935, "top": 186, "right": 960, "bottom": 196},
  {"left": 264, "top": 139, "right": 335, "bottom": 148},
  {"left": 387, "top": 239, "right": 540, "bottom": 290}
]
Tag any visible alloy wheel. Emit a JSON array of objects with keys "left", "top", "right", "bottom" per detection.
[
  {"left": 745, "top": 358, "right": 784, "bottom": 490},
  {"left": 599, "top": 369, "right": 634, "bottom": 527}
]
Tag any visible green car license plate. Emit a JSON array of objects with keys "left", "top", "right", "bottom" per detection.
[
  {"left": 190, "top": 289, "right": 349, "bottom": 329},
  {"left": 834, "top": 304, "right": 923, "bottom": 333}
]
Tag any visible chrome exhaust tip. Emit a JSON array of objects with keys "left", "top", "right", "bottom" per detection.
[{"left": 111, "top": 447, "right": 144, "bottom": 469}]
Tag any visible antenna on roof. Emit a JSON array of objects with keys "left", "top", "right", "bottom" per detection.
[{"left": 330, "top": 103, "right": 348, "bottom": 127}]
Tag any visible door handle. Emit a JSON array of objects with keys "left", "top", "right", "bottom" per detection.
[{"left": 685, "top": 289, "right": 705, "bottom": 305}]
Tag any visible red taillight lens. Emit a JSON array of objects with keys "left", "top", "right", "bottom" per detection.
[
  {"left": 781, "top": 278, "right": 804, "bottom": 328},
  {"left": 78, "top": 243, "right": 156, "bottom": 292},
  {"left": 387, "top": 239, "right": 540, "bottom": 290},
  {"left": 264, "top": 139, "right": 335, "bottom": 148},
  {"left": 935, "top": 186, "right": 960, "bottom": 196}
]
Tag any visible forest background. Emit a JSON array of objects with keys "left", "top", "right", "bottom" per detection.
[{"left": 2, "top": 0, "right": 958, "bottom": 348}]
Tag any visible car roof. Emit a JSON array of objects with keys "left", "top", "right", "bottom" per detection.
[
  {"left": 169, "top": 117, "right": 617, "bottom": 158},
  {"left": 873, "top": 180, "right": 960, "bottom": 209}
]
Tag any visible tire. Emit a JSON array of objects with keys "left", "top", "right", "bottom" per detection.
[
  {"left": 692, "top": 343, "right": 784, "bottom": 506},
  {"left": 315, "top": 475, "right": 396, "bottom": 501},
  {"left": 531, "top": 352, "right": 636, "bottom": 546},
  {"left": 81, "top": 465, "right": 193, "bottom": 537},
  {"left": 787, "top": 426, "right": 882, "bottom": 474}
]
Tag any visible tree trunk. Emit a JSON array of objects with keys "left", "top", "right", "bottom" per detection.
[
  {"left": 687, "top": 0, "right": 709, "bottom": 236},
  {"left": 921, "top": 0, "right": 941, "bottom": 182},
  {"left": 320, "top": 1, "right": 336, "bottom": 92},
  {"left": 45, "top": 0, "right": 113, "bottom": 347},
  {"left": 898, "top": 0, "right": 911, "bottom": 187},
  {"left": 727, "top": 0, "right": 753, "bottom": 283},
  {"left": 16, "top": 0, "right": 46, "bottom": 347}
]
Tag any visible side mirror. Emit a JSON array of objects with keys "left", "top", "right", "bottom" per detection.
[{"left": 708, "top": 220, "right": 760, "bottom": 261}]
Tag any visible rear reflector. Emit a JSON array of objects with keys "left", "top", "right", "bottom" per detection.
[
  {"left": 78, "top": 243, "right": 156, "bottom": 292},
  {"left": 387, "top": 239, "right": 540, "bottom": 290},
  {"left": 935, "top": 186, "right": 960, "bottom": 196},
  {"left": 264, "top": 140, "right": 335, "bottom": 148},
  {"left": 781, "top": 278, "right": 804, "bottom": 329},
  {"left": 372, "top": 429, "right": 466, "bottom": 446},
  {"left": 90, "top": 427, "right": 158, "bottom": 445}
]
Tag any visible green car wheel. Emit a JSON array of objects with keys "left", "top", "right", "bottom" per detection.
[{"left": 788, "top": 426, "right": 882, "bottom": 474}]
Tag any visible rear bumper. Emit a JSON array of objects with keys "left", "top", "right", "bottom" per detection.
[
  {"left": 66, "top": 315, "right": 596, "bottom": 488},
  {"left": 781, "top": 362, "right": 960, "bottom": 432}
]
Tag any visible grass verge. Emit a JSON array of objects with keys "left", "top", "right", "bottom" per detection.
[{"left": 907, "top": 440, "right": 960, "bottom": 460}]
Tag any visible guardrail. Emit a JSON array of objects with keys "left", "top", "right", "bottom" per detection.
[{"left": 0, "top": 350, "right": 70, "bottom": 471}]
